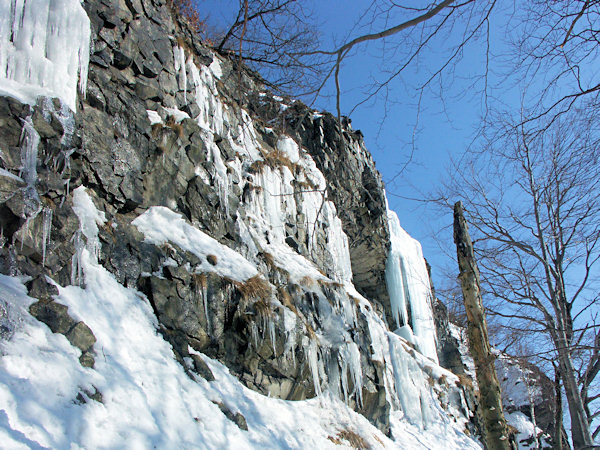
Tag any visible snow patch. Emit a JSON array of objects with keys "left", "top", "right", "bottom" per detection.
[{"left": 133, "top": 206, "right": 258, "bottom": 282}]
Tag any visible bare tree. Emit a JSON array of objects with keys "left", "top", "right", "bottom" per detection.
[
  {"left": 506, "top": 0, "right": 600, "bottom": 128},
  {"left": 454, "top": 201, "right": 515, "bottom": 449},
  {"left": 443, "top": 109, "right": 600, "bottom": 448},
  {"left": 208, "top": 0, "right": 326, "bottom": 95}
]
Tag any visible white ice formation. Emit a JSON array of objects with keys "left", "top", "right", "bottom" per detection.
[
  {"left": 386, "top": 209, "right": 439, "bottom": 363},
  {"left": 0, "top": 0, "right": 91, "bottom": 111}
]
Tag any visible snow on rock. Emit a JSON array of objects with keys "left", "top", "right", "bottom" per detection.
[
  {"left": 0, "top": 248, "right": 479, "bottom": 449},
  {"left": 358, "top": 296, "right": 478, "bottom": 448},
  {"left": 496, "top": 354, "right": 551, "bottom": 449},
  {"left": 451, "top": 323, "right": 552, "bottom": 449},
  {"left": 0, "top": 0, "right": 90, "bottom": 111},
  {"left": 133, "top": 206, "right": 258, "bottom": 282},
  {"left": 386, "top": 208, "right": 439, "bottom": 363}
]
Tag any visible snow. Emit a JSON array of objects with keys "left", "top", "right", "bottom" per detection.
[
  {"left": 133, "top": 206, "right": 258, "bottom": 282},
  {"left": 164, "top": 107, "right": 191, "bottom": 123},
  {"left": 0, "top": 177, "right": 483, "bottom": 450},
  {"left": 386, "top": 208, "right": 439, "bottom": 363},
  {"left": 146, "top": 109, "right": 162, "bottom": 125},
  {"left": 0, "top": 239, "right": 479, "bottom": 450},
  {"left": 0, "top": 0, "right": 90, "bottom": 111}
]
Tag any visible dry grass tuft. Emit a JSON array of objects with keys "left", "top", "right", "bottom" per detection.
[
  {"left": 235, "top": 275, "right": 271, "bottom": 301},
  {"left": 248, "top": 159, "right": 267, "bottom": 174},
  {"left": 263, "top": 252, "right": 276, "bottom": 268},
  {"left": 278, "top": 287, "right": 298, "bottom": 315},
  {"left": 305, "top": 323, "right": 317, "bottom": 340},
  {"left": 328, "top": 429, "right": 370, "bottom": 449},
  {"left": 247, "top": 150, "right": 299, "bottom": 175},
  {"left": 264, "top": 150, "right": 298, "bottom": 173},
  {"left": 193, "top": 273, "right": 208, "bottom": 290},
  {"left": 372, "top": 434, "right": 385, "bottom": 446},
  {"left": 151, "top": 115, "right": 183, "bottom": 140},
  {"left": 165, "top": 115, "right": 184, "bottom": 138},
  {"left": 299, "top": 275, "right": 316, "bottom": 288},
  {"left": 438, "top": 374, "right": 448, "bottom": 387},
  {"left": 350, "top": 295, "right": 361, "bottom": 307},
  {"left": 253, "top": 298, "right": 273, "bottom": 318},
  {"left": 295, "top": 178, "right": 317, "bottom": 191},
  {"left": 319, "top": 278, "right": 344, "bottom": 289},
  {"left": 456, "top": 373, "right": 474, "bottom": 390}
]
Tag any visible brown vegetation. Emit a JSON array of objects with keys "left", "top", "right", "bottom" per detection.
[
  {"left": 234, "top": 274, "right": 271, "bottom": 300},
  {"left": 327, "top": 429, "right": 370, "bottom": 449},
  {"left": 456, "top": 373, "right": 474, "bottom": 390},
  {"left": 171, "top": 0, "right": 211, "bottom": 43},
  {"left": 248, "top": 150, "right": 299, "bottom": 175}
]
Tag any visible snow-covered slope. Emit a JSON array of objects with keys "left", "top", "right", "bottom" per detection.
[
  {"left": 0, "top": 188, "right": 480, "bottom": 449},
  {"left": 0, "top": 0, "right": 483, "bottom": 447}
]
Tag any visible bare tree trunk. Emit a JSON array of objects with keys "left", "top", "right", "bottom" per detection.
[
  {"left": 555, "top": 331, "right": 593, "bottom": 449},
  {"left": 525, "top": 371, "right": 539, "bottom": 450},
  {"left": 453, "top": 201, "right": 514, "bottom": 450},
  {"left": 554, "top": 367, "right": 564, "bottom": 450}
]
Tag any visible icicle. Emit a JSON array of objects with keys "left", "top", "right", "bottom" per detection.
[
  {"left": 70, "top": 186, "right": 106, "bottom": 285},
  {"left": 7, "top": 245, "right": 18, "bottom": 276},
  {"left": 202, "top": 281, "right": 209, "bottom": 331},
  {"left": 306, "top": 337, "right": 322, "bottom": 397},
  {"left": 268, "top": 317, "right": 276, "bottom": 355},
  {"left": 19, "top": 116, "right": 40, "bottom": 187},
  {"left": 180, "top": 47, "right": 187, "bottom": 105},
  {"left": 70, "top": 229, "right": 83, "bottom": 286},
  {"left": 282, "top": 308, "right": 297, "bottom": 366},
  {"left": 0, "top": 0, "right": 91, "bottom": 111},
  {"left": 250, "top": 321, "right": 259, "bottom": 349},
  {"left": 386, "top": 207, "right": 439, "bottom": 363},
  {"left": 41, "top": 206, "right": 52, "bottom": 266}
]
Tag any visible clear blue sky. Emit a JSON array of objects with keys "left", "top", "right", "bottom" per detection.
[{"left": 198, "top": 0, "right": 508, "bottom": 288}]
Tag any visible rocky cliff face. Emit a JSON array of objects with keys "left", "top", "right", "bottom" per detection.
[{"left": 0, "top": 0, "right": 478, "bottom": 444}]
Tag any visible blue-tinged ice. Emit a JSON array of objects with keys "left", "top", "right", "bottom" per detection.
[{"left": 385, "top": 208, "right": 439, "bottom": 363}]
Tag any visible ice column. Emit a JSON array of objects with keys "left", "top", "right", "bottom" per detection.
[
  {"left": 385, "top": 208, "right": 439, "bottom": 363},
  {"left": 0, "top": 0, "right": 91, "bottom": 111}
]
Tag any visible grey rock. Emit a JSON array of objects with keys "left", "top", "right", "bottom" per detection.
[
  {"left": 191, "top": 354, "right": 215, "bottom": 381},
  {"left": 29, "top": 300, "right": 76, "bottom": 335},
  {"left": 66, "top": 321, "right": 97, "bottom": 352},
  {"left": 0, "top": 172, "right": 26, "bottom": 203},
  {"left": 26, "top": 276, "right": 59, "bottom": 302},
  {"left": 79, "top": 351, "right": 96, "bottom": 368},
  {"left": 212, "top": 401, "right": 248, "bottom": 431}
]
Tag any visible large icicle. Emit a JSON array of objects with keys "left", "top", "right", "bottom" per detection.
[
  {"left": 385, "top": 208, "right": 439, "bottom": 363},
  {"left": 19, "top": 116, "right": 40, "bottom": 187},
  {"left": 0, "top": 0, "right": 91, "bottom": 111}
]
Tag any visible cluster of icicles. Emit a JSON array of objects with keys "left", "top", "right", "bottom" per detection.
[{"left": 1, "top": 0, "right": 442, "bottom": 427}]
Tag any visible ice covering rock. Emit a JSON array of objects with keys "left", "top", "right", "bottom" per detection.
[
  {"left": 0, "top": 0, "right": 488, "bottom": 445},
  {"left": 0, "top": 0, "right": 90, "bottom": 111}
]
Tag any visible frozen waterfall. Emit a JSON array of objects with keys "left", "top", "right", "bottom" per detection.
[
  {"left": 0, "top": 0, "right": 91, "bottom": 111},
  {"left": 385, "top": 208, "right": 439, "bottom": 363}
]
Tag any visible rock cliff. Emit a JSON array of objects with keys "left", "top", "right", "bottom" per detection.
[{"left": 0, "top": 0, "right": 480, "bottom": 446}]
